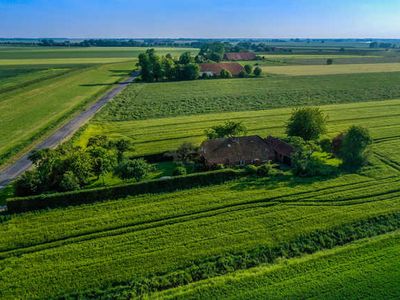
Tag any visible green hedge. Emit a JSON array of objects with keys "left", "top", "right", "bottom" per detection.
[{"left": 7, "top": 169, "right": 244, "bottom": 213}]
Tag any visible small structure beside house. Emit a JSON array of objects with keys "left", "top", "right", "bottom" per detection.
[
  {"left": 200, "top": 136, "right": 272, "bottom": 167},
  {"left": 224, "top": 52, "right": 257, "bottom": 61},
  {"left": 200, "top": 135, "right": 295, "bottom": 168},
  {"left": 199, "top": 62, "right": 244, "bottom": 77},
  {"left": 265, "top": 136, "right": 294, "bottom": 165}
]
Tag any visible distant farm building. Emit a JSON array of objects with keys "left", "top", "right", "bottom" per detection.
[
  {"left": 200, "top": 136, "right": 272, "bottom": 167},
  {"left": 199, "top": 63, "right": 244, "bottom": 77},
  {"left": 224, "top": 52, "right": 257, "bottom": 61},
  {"left": 265, "top": 136, "right": 294, "bottom": 165}
]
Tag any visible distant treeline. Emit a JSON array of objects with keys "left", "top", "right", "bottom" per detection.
[{"left": 369, "top": 42, "right": 399, "bottom": 49}]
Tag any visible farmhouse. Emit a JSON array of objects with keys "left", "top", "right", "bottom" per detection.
[
  {"left": 200, "top": 135, "right": 295, "bottom": 167},
  {"left": 199, "top": 62, "right": 244, "bottom": 76},
  {"left": 224, "top": 52, "right": 257, "bottom": 61},
  {"left": 265, "top": 136, "right": 294, "bottom": 165}
]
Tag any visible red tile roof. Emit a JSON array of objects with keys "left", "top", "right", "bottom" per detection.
[
  {"left": 224, "top": 52, "right": 257, "bottom": 61},
  {"left": 199, "top": 63, "right": 244, "bottom": 76}
]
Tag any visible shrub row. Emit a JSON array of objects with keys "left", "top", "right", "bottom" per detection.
[
  {"left": 66, "top": 212, "right": 400, "bottom": 299},
  {"left": 7, "top": 169, "right": 244, "bottom": 213}
]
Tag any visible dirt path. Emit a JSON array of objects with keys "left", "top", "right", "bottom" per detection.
[{"left": 0, "top": 73, "right": 138, "bottom": 189}]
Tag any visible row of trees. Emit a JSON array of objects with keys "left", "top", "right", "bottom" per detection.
[
  {"left": 138, "top": 49, "right": 199, "bottom": 82},
  {"left": 15, "top": 136, "right": 153, "bottom": 196}
]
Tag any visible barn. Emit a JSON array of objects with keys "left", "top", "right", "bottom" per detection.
[
  {"left": 199, "top": 62, "right": 244, "bottom": 77},
  {"left": 224, "top": 52, "right": 257, "bottom": 61}
]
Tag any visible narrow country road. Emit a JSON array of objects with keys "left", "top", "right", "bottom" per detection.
[{"left": 0, "top": 73, "right": 138, "bottom": 189}]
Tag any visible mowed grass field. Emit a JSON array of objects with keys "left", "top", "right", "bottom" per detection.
[
  {"left": 77, "top": 99, "right": 400, "bottom": 157},
  {"left": 154, "top": 231, "right": 400, "bottom": 300},
  {"left": 265, "top": 62, "right": 400, "bottom": 75},
  {"left": 0, "top": 47, "right": 196, "bottom": 166}
]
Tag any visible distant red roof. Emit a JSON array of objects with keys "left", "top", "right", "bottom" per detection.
[
  {"left": 199, "top": 63, "right": 244, "bottom": 76},
  {"left": 224, "top": 52, "right": 257, "bottom": 61}
]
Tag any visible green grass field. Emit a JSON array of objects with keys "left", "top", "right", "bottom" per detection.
[
  {"left": 0, "top": 46, "right": 196, "bottom": 166},
  {"left": 2, "top": 46, "right": 400, "bottom": 299},
  {"left": 153, "top": 231, "right": 400, "bottom": 299},
  {"left": 93, "top": 71, "right": 400, "bottom": 122},
  {"left": 77, "top": 99, "right": 400, "bottom": 157},
  {"left": 265, "top": 63, "right": 400, "bottom": 75}
]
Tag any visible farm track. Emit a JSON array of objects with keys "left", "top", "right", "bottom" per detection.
[
  {"left": 0, "top": 72, "right": 138, "bottom": 188},
  {"left": 1, "top": 175, "right": 398, "bottom": 259}
]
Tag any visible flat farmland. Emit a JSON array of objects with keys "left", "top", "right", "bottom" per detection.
[
  {"left": 264, "top": 63, "right": 400, "bottom": 75},
  {"left": 94, "top": 71, "right": 400, "bottom": 122},
  {"left": 1, "top": 163, "right": 400, "bottom": 298},
  {"left": 154, "top": 231, "right": 400, "bottom": 300},
  {"left": 77, "top": 99, "right": 400, "bottom": 157},
  {"left": 0, "top": 46, "right": 197, "bottom": 166}
]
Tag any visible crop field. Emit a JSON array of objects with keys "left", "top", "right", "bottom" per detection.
[
  {"left": 1, "top": 159, "right": 400, "bottom": 298},
  {"left": 265, "top": 63, "right": 400, "bottom": 76},
  {"left": 77, "top": 99, "right": 400, "bottom": 157},
  {"left": 154, "top": 231, "right": 400, "bottom": 299},
  {"left": 0, "top": 46, "right": 196, "bottom": 166},
  {"left": 93, "top": 71, "right": 400, "bottom": 122},
  {"left": 3, "top": 46, "right": 400, "bottom": 299}
]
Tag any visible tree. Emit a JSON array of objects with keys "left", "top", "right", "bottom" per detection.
[
  {"left": 205, "top": 121, "right": 247, "bottom": 139},
  {"left": 59, "top": 171, "right": 81, "bottom": 192},
  {"left": 182, "top": 63, "right": 200, "bottom": 80},
  {"left": 115, "top": 158, "right": 153, "bottom": 181},
  {"left": 286, "top": 107, "right": 328, "bottom": 141},
  {"left": 87, "top": 135, "right": 110, "bottom": 148},
  {"left": 326, "top": 58, "right": 333, "bottom": 65},
  {"left": 339, "top": 126, "right": 372, "bottom": 168},
  {"left": 244, "top": 64, "right": 253, "bottom": 75},
  {"left": 253, "top": 66, "right": 262, "bottom": 76},
  {"left": 220, "top": 69, "right": 232, "bottom": 79},
  {"left": 162, "top": 56, "right": 176, "bottom": 80},
  {"left": 112, "top": 139, "right": 132, "bottom": 162},
  {"left": 179, "top": 52, "right": 193, "bottom": 65},
  {"left": 238, "top": 70, "right": 246, "bottom": 78},
  {"left": 14, "top": 171, "right": 41, "bottom": 197},
  {"left": 88, "top": 146, "right": 116, "bottom": 181}
]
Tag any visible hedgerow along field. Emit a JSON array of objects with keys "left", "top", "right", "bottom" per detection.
[
  {"left": 0, "top": 46, "right": 197, "bottom": 166},
  {"left": 153, "top": 231, "right": 400, "bottom": 300}
]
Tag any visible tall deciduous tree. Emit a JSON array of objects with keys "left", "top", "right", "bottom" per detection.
[{"left": 286, "top": 107, "right": 328, "bottom": 141}]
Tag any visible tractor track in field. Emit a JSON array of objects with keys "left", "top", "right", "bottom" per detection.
[
  {"left": 0, "top": 72, "right": 138, "bottom": 190},
  {"left": 1, "top": 175, "right": 398, "bottom": 260}
]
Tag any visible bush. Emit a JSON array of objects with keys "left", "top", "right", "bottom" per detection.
[
  {"left": 59, "top": 171, "right": 81, "bottom": 192},
  {"left": 253, "top": 66, "right": 262, "bottom": 76},
  {"left": 257, "top": 162, "right": 275, "bottom": 176},
  {"left": 327, "top": 58, "right": 333, "bottom": 65},
  {"left": 245, "top": 165, "right": 258, "bottom": 175},
  {"left": 244, "top": 64, "right": 253, "bottom": 75},
  {"left": 220, "top": 69, "right": 232, "bottom": 78},
  {"left": 339, "top": 126, "right": 373, "bottom": 168},
  {"left": 238, "top": 70, "right": 247, "bottom": 78},
  {"left": 115, "top": 158, "right": 153, "bottom": 181},
  {"left": 319, "top": 138, "right": 333, "bottom": 153},
  {"left": 173, "top": 166, "right": 187, "bottom": 176}
]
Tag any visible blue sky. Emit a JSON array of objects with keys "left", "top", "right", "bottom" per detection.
[{"left": 0, "top": 0, "right": 399, "bottom": 38}]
